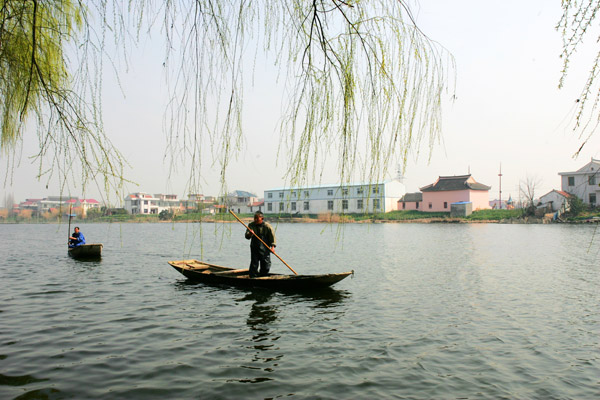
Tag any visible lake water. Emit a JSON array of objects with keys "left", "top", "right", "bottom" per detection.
[{"left": 0, "top": 222, "right": 598, "bottom": 399}]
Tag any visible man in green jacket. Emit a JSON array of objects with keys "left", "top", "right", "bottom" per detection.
[{"left": 245, "top": 211, "right": 276, "bottom": 278}]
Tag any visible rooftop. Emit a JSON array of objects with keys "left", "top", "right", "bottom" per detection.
[{"left": 420, "top": 175, "right": 491, "bottom": 192}]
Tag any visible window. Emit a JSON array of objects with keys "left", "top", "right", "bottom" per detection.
[
  {"left": 267, "top": 203, "right": 272, "bottom": 211},
  {"left": 342, "top": 200, "right": 348, "bottom": 210},
  {"left": 304, "top": 191, "right": 310, "bottom": 198},
  {"left": 372, "top": 186, "right": 379, "bottom": 194},
  {"left": 444, "top": 202, "right": 448, "bottom": 209},
  {"left": 357, "top": 199, "right": 363, "bottom": 209},
  {"left": 373, "top": 199, "right": 380, "bottom": 209},
  {"left": 268, "top": 193, "right": 273, "bottom": 198},
  {"left": 291, "top": 191, "right": 296, "bottom": 197},
  {"left": 279, "top": 202, "right": 284, "bottom": 211},
  {"left": 327, "top": 189, "right": 333, "bottom": 196},
  {"left": 416, "top": 202, "right": 419, "bottom": 209},
  {"left": 589, "top": 175, "right": 596, "bottom": 185},
  {"left": 303, "top": 201, "right": 309, "bottom": 210},
  {"left": 327, "top": 200, "right": 334, "bottom": 210},
  {"left": 402, "top": 202, "right": 406, "bottom": 209},
  {"left": 568, "top": 177, "right": 574, "bottom": 186},
  {"left": 342, "top": 188, "right": 348, "bottom": 196},
  {"left": 357, "top": 187, "right": 364, "bottom": 195},
  {"left": 291, "top": 202, "right": 296, "bottom": 211},
  {"left": 279, "top": 192, "right": 284, "bottom": 198},
  {"left": 590, "top": 193, "right": 597, "bottom": 205},
  {"left": 428, "top": 202, "right": 432, "bottom": 209}
]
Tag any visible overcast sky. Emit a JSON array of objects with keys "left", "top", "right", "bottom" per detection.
[{"left": 2, "top": 0, "right": 600, "bottom": 205}]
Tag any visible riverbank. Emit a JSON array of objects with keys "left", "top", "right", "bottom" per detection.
[{"left": 2, "top": 209, "right": 599, "bottom": 224}]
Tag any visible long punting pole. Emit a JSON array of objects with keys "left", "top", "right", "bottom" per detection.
[
  {"left": 229, "top": 210, "right": 298, "bottom": 275},
  {"left": 67, "top": 204, "right": 72, "bottom": 247}
]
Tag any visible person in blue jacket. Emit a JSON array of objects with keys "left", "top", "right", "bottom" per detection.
[{"left": 69, "top": 227, "right": 86, "bottom": 248}]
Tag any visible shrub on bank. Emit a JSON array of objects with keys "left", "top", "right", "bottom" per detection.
[{"left": 466, "top": 209, "right": 523, "bottom": 221}]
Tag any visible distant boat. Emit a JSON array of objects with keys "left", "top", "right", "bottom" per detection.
[
  {"left": 168, "top": 260, "right": 353, "bottom": 290},
  {"left": 68, "top": 244, "right": 103, "bottom": 260}
]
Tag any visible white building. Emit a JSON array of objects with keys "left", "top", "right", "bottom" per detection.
[
  {"left": 539, "top": 190, "right": 571, "bottom": 213},
  {"left": 559, "top": 157, "right": 600, "bottom": 207},
  {"left": 220, "top": 190, "right": 261, "bottom": 214},
  {"left": 264, "top": 181, "right": 405, "bottom": 214},
  {"left": 124, "top": 193, "right": 182, "bottom": 214}
]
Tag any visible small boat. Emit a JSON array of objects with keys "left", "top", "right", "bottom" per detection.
[
  {"left": 168, "top": 260, "right": 353, "bottom": 290},
  {"left": 68, "top": 244, "right": 103, "bottom": 260}
]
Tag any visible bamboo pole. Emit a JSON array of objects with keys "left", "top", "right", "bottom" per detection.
[{"left": 67, "top": 204, "right": 72, "bottom": 247}]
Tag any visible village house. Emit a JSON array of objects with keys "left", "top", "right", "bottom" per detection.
[
  {"left": 398, "top": 192, "right": 423, "bottom": 210},
  {"left": 18, "top": 197, "right": 101, "bottom": 216},
  {"left": 539, "top": 190, "right": 572, "bottom": 213},
  {"left": 124, "top": 193, "right": 183, "bottom": 214},
  {"left": 220, "top": 190, "right": 261, "bottom": 214},
  {"left": 419, "top": 175, "right": 491, "bottom": 212},
  {"left": 264, "top": 180, "right": 405, "bottom": 214},
  {"left": 558, "top": 157, "right": 600, "bottom": 207},
  {"left": 183, "top": 194, "right": 216, "bottom": 213}
]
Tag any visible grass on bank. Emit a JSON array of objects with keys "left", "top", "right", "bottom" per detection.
[{"left": 4, "top": 208, "right": 598, "bottom": 224}]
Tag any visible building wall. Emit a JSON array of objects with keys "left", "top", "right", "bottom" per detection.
[
  {"left": 561, "top": 173, "right": 599, "bottom": 206},
  {"left": 469, "top": 190, "right": 492, "bottom": 211},
  {"left": 539, "top": 191, "right": 569, "bottom": 212},
  {"left": 398, "top": 200, "right": 421, "bottom": 211},
  {"left": 264, "top": 181, "right": 405, "bottom": 214},
  {"left": 422, "top": 190, "right": 490, "bottom": 212}
]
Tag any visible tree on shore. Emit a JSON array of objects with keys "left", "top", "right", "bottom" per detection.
[
  {"left": 519, "top": 175, "right": 541, "bottom": 215},
  {"left": 1, "top": 0, "right": 452, "bottom": 199}
]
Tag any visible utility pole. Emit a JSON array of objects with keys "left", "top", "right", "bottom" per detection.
[{"left": 498, "top": 163, "right": 502, "bottom": 209}]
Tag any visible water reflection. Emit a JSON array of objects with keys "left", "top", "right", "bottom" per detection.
[
  {"left": 243, "top": 289, "right": 279, "bottom": 344},
  {"left": 282, "top": 288, "right": 350, "bottom": 309}
]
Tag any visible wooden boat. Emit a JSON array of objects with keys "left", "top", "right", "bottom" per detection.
[
  {"left": 168, "top": 260, "right": 353, "bottom": 290},
  {"left": 68, "top": 244, "right": 103, "bottom": 260}
]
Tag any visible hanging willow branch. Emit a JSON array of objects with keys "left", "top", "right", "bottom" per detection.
[
  {"left": 558, "top": 0, "right": 600, "bottom": 155},
  {"left": 0, "top": 0, "right": 128, "bottom": 199},
  {"left": 1, "top": 0, "right": 453, "bottom": 201}
]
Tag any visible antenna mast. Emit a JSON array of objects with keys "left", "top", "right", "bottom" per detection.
[{"left": 498, "top": 163, "right": 502, "bottom": 209}]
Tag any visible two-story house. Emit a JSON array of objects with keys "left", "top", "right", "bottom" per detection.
[
  {"left": 558, "top": 157, "right": 600, "bottom": 207},
  {"left": 220, "top": 190, "right": 260, "bottom": 214}
]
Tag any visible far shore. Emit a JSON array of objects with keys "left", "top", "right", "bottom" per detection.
[{"left": 2, "top": 212, "right": 599, "bottom": 225}]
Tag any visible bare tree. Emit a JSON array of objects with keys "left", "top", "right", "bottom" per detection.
[{"left": 519, "top": 175, "right": 541, "bottom": 215}]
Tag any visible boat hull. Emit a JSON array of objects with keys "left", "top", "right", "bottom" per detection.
[
  {"left": 168, "top": 260, "right": 352, "bottom": 290},
  {"left": 68, "top": 244, "right": 103, "bottom": 260}
]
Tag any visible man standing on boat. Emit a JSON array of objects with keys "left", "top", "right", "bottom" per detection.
[
  {"left": 245, "top": 211, "right": 276, "bottom": 278},
  {"left": 69, "top": 227, "right": 86, "bottom": 248}
]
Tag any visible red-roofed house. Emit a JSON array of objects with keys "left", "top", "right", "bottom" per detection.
[
  {"left": 420, "top": 175, "right": 491, "bottom": 212},
  {"left": 539, "top": 190, "right": 572, "bottom": 213},
  {"left": 79, "top": 199, "right": 101, "bottom": 217}
]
